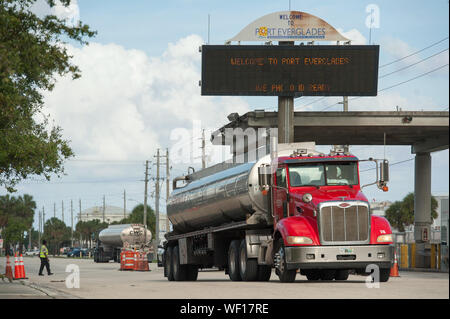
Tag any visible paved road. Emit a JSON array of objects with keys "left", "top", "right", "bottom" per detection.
[{"left": 1, "top": 256, "right": 448, "bottom": 299}]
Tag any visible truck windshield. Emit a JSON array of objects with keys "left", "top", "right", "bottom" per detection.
[{"left": 288, "top": 162, "right": 358, "bottom": 187}]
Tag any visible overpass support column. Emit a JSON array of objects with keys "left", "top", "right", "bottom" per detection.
[{"left": 414, "top": 152, "right": 432, "bottom": 268}]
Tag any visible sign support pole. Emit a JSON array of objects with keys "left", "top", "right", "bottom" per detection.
[{"left": 278, "top": 41, "right": 295, "bottom": 144}]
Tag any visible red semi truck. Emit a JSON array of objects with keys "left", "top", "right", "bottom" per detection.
[{"left": 163, "top": 143, "right": 394, "bottom": 283}]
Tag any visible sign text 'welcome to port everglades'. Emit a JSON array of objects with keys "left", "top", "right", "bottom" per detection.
[{"left": 200, "top": 11, "right": 380, "bottom": 97}]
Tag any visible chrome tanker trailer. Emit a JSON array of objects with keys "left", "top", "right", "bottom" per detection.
[
  {"left": 94, "top": 224, "right": 152, "bottom": 263},
  {"left": 163, "top": 143, "right": 394, "bottom": 283}
]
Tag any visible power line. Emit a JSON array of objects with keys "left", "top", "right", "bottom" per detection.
[
  {"left": 378, "top": 63, "right": 449, "bottom": 93},
  {"left": 379, "top": 48, "right": 448, "bottom": 79},
  {"left": 360, "top": 158, "right": 414, "bottom": 173},
  {"left": 320, "top": 63, "right": 449, "bottom": 111},
  {"left": 379, "top": 37, "right": 449, "bottom": 68}
]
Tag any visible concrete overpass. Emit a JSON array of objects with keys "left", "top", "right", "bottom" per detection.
[{"left": 211, "top": 110, "right": 449, "bottom": 267}]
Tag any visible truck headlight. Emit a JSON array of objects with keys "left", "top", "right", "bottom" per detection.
[
  {"left": 377, "top": 234, "right": 393, "bottom": 243},
  {"left": 286, "top": 236, "right": 313, "bottom": 245}
]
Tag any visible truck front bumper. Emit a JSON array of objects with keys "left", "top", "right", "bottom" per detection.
[{"left": 284, "top": 244, "right": 394, "bottom": 270}]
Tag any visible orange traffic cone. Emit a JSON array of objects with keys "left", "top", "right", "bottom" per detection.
[
  {"left": 390, "top": 250, "right": 400, "bottom": 277},
  {"left": 19, "top": 254, "right": 27, "bottom": 279},
  {"left": 4, "top": 255, "right": 13, "bottom": 281},
  {"left": 13, "top": 252, "right": 21, "bottom": 280}
]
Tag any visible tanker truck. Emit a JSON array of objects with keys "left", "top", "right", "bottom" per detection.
[
  {"left": 94, "top": 224, "right": 152, "bottom": 263},
  {"left": 163, "top": 143, "right": 394, "bottom": 283}
]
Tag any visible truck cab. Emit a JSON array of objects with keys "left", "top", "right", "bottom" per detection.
[{"left": 269, "top": 151, "right": 393, "bottom": 282}]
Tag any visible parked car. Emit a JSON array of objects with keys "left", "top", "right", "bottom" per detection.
[
  {"left": 61, "top": 247, "right": 72, "bottom": 255},
  {"left": 67, "top": 248, "right": 87, "bottom": 257},
  {"left": 25, "top": 249, "right": 40, "bottom": 257}
]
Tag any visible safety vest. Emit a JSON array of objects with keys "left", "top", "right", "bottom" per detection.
[{"left": 40, "top": 245, "right": 48, "bottom": 258}]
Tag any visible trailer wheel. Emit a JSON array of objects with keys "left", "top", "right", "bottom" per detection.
[
  {"left": 335, "top": 269, "right": 349, "bottom": 281},
  {"left": 257, "top": 265, "right": 272, "bottom": 281},
  {"left": 165, "top": 246, "right": 174, "bottom": 281},
  {"left": 239, "top": 239, "right": 258, "bottom": 281},
  {"left": 379, "top": 268, "right": 390, "bottom": 282},
  {"left": 186, "top": 265, "right": 198, "bottom": 281},
  {"left": 227, "top": 240, "right": 242, "bottom": 281},
  {"left": 274, "top": 239, "right": 297, "bottom": 283},
  {"left": 172, "top": 245, "right": 187, "bottom": 281}
]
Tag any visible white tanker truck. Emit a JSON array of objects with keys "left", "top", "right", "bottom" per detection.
[{"left": 94, "top": 224, "right": 152, "bottom": 263}]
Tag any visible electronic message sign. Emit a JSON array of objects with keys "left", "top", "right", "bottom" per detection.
[{"left": 201, "top": 45, "right": 379, "bottom": 96}]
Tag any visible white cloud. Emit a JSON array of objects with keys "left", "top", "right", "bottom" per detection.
[
  {"left": 42, "top": 35, "right": 249, "bottom": 168},
  {"left": 29, "top": 0, "right": 80, "bottom": 26},
  {"left": 52, "top": 0, "right": 80, "bottom": 26},
  {"left": 337, "top": 28, "right": 367, "bottom": 45}
]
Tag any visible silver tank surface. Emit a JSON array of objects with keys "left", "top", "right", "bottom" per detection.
[
  {"left": 98, "top": 224, "right": 152, "bottom": 247},
  {"left": 167, "top": 143, "right": 317, "bottom": 233}
]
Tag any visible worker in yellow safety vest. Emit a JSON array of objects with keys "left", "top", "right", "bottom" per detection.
[{"left": 39, "top": 240, "right": 53, "bottom": 276}]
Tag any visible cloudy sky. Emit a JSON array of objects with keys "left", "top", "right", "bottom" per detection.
[{"left": 3, "top": 0, "right": 449, "bottom": 230}]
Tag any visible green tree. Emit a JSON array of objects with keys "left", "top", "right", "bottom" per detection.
[
  {"left": 120, "top": 204, "right": 156, "bottom": 235},
  {"left": 43, "top": 217, "right": 71, "bottom": 255},
  {"left": 385, "top": 192, "right": 439, "bottom": 232},
  {"left": 75, "top": 219, "right": 108, "bottom": 248},
  {"left": 23, "top": 227, "right": 39, "bottom": 250},
  {"left": 0, "top": 0, "right": 96, "bottom": 192},
  {"left": 0, "top": 194, "right": 36, "bottom": 252}
]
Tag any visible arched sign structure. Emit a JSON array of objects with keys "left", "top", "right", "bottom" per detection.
[{"left": 227, "top": 11, "right": 349, "bottom": 43}]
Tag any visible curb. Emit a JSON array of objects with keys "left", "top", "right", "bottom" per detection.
[
  {"left": 21, "top": 280, "right": 82, "bottom": 299},
  {"left": 399, "top": 267, "right": 449, "bottom": 273}
]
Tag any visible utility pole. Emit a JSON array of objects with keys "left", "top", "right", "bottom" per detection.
[
  {"left": 341, "top": 96, "right": 348, "bottom": 111},
  {"left": 155, "top": 150, "right": 160, "bottom": 258},
  {"left": 38, "top": 210, "right": 41, "bottom": 246},
  {"left": 102, "top": 195, "right": 105, "bottom": 223},
  {"left": 201, "top": 129, "right": 206, "bottom": 169},
  {"left": 79, "top": 199, "right": 82, "bottom": 247},
  {"left": 143, "top": 160, "right": 149, "bottom": 246},
  {"left": 42, "top": 206, "right": 45, "bottom": 233},
  {"left": 123, "top": 189, "right": 126, "bottom": 219},
  {"left": 166, "top": 148, "right": 170, "bottom": 234},
  {"left": 61, "top": 201, "right": 64, "bottom": 224},
  {"left": 71, "top": 199, "right": 73, "bottom": 247}
]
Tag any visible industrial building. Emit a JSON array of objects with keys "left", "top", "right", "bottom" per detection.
[{"left": 79, "top": 205, "right": 131, "bottom": 224}]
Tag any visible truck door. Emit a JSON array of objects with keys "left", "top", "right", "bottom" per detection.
[{"left": 274, "top": 166, "right": 288, "bottom": 223}]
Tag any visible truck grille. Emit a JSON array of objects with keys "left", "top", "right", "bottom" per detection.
[{"left": 319, "top": 202, "right": 370, "bottom": 245}]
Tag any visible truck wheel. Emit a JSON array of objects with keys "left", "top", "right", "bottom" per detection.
[
  {"left": 165, "top": 246, "right": 174, "bottom": 281},
  {"left": 320, "top": 270, "right": 336, "bottom": 281},
  {"left": 228, "top": 240, "right": 242, "bottom": 281},
  {"left": 275, "top": 239, "right": 296, "bottom": 283},
  {"left": 186, "top": 265, "right": 198, "bottom": 281},
  {"left": 172, "top": 245, "right": 187, "bottom": 281},
  {"left": 239, "top": 239, "right": 258, "bottom": 281},
  {"left": 335, "top": 269, "right": 349, "bottom": 281},
  {"left": 379, "top": 268, "right": 390, "bottom": 282},
  {"left": 257, "top": 265, "right": 272, "bottom": 281}
]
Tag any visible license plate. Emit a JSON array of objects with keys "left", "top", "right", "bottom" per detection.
[{"left": 339, "top": 247, "right": 354, "bottom": 254}]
